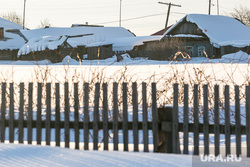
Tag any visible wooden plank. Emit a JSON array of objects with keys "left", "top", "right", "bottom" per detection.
[
  {"left": 224, "top": 85, "right": 230, "bottom": 156},
  {"left": 64, "top": 82, "right": 70, "bottom": 148},
  {"left": 132, "top": 82, "right": 139, "bottom": 152},
  {"left": 246, "top": 86, "right": 250, "bottom": 157},
  {"left": 0, "top": 83, "right": 6, "bottom": 143},
  {"left": 27, "top": 83, "right": 33, "bottom": 144},
  {"left": 46, "top": 83, "right": 51, "bottom": 146},
  {"left": 193, "top": 84, "right": 199, "bottom": 155},
  {"left": 9, "top": 83, "right": 14, "bottom": 143},
  {"left": 183, "top": 84, "right": 189, "bottom": 154},
  {"left": 74, "top": 83, "right": 79, "bottom": 150},
  {"left": 36, "top": 83, "right": 42, "bottom": 145},
  {"left": 103, "top": 83, "right": 109, "bottom": 151},
  {"left": 203, "top": 85, "right": 209, "bottom": 155},
  {"left": 93, "top": 83, "right": 100, "bottom": 150},
  {"left": 84, "top": 83, "right": 89, "bottom": 150},
  {"left": 214, "top": 85, "right": 220, "bottom": 156},
  {"left": 235, "top": 85, "right": 241, "bottom": 157},
  {"left": 123, "top": 83, "right": 128, "bottom": 151},
  {"left": 18, "top": 83, "right": 24, "bottom": 144},
  {"left": 173, "top": 83, "right": 179, "bottom": 154},
  {"left": 55, "top": 83, "right": 60, "bottom": 147},
  {"left": 142, "top": 82, "right": 148, "bottom": 152},
  {"left": 151, "top": 83, "right": 159, "bottom": 152},
  {"left": 113, "top": 82, "right": 119, "bottom": 151}
]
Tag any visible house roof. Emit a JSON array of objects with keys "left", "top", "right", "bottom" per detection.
[
  {"left": 163, "top": 14, "right": 250, "bottom": 48},
  {"left": 86, "top": 36, "right": 161, "bottom": 51},
  {"left": 150, "top": 25, "right": 172, "bottom": 36},
  {"left": 20, "top": 27, "right": 135, "bottom": 47},
  {"left": 0, "top": 17, "right": 26, "bottom": 50}
]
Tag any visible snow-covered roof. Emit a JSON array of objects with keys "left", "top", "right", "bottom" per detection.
[
  {"left": 21, "top": 27, "right": 135, "bottom": 47},
  {"left": 86, "top": 36, "right": 161, "bottom": 51},
  {"left": 18, "top": 36, "right": 68, "bottom": 56},
  {"left": 164, "top": 14, "right": 250, "bottom": 48},
  {"left": 0, "top": 17, "right": 26, "bottom": 50}
]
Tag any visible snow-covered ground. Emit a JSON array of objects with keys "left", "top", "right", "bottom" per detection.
[{"left": 1, "top": 143, "right": 250, "bottom": 167}]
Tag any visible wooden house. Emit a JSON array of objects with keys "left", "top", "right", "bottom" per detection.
[{"left": 143, "top": 14, "right": 250, "bottom": 60}]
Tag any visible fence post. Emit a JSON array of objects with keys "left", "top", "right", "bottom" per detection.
[
  {"left": 158, "top": 107, "right": 173, "bottom": 153},
  {"left": 173, "top": 83, "right": 180, "bottom": 154},
  {"left": 0, "top": 83, "right": 6, "bottom": 143}
]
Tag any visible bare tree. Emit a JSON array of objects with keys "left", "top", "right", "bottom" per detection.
[
  {"left": 1, "top": 12, "right": 22, "bottom": 25},
  {"left": 229, "top": 6, "right": 250, "bottom": 27},
  {"left": 37, "top": 18, "right": 52, "bottom": 28}
]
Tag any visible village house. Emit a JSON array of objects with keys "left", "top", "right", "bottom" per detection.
[
  {"left": 141, "top": 14, "right": 250, "bottom": 60},
  {"left": 0, "top": 18, "right": 26, "bottom": 60}
]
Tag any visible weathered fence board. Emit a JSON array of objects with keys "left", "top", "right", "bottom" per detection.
[
  {"left": 28, "top": 83, "right": 33, "bottom": 144},
  {"left": 84, "top": 83, "right": 89, "bottom": 150},
  {"left": 224, "top": 85, "right": 230, "bottom": 156},
  {"left": 103, "top": 83, "right": 109, "bottom": 151},
  {"left": 193, "top": 85, "right": 199, "bottom": 155},
  {"left": 235, "top": 85, "right": 241, "bottom": 157},
  {"left": 37, "top": 83, "right": 42, "bottom": 145},
  {"left": 203, "top": 84, "right": 209, "bottom": 155},
  {"left": 183, "top": 84, "right": 189, "bottom": 154},
  {"left": 18, "top": 83, "right": 24, "bottom": 144},
  {"left": 46, "top": 83, "right": 51, "bottom": 146},
  {"left": 55, "top": 83, "right": 60, "bottom": 147},
  {"left": 142, "top": 82, "right": 148, "bottom": 152},
  {"left": 132, "top": 82, "right": 139, "bottom": 152},
  {"left": 74, "top": 83, "right": 79, "bottom": 150},
  {"left": 122, "top": 83, "right": 128, "bottom": 151},
  {"left": 64, "top": 83, "right": 70, "bottom": 148},
  {"left": 93, "top": 83, "right": 100, "bottom": 150},
  {"left": 113, "top": 83, "right": 119, "bottom": 151}
]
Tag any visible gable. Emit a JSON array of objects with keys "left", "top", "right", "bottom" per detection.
[{"left": 169, "top": 21, "right": 204, "bottom": 36}]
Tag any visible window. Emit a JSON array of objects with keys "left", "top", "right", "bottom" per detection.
[
  {"left": 185, "top": 46, "right": 194, "bottom": 57},
  {"left": 198, "top": 46, "right": 206, "bottom": 57}
]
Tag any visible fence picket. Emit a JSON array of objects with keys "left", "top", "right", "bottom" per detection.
[
  {"left": 173, "top": 83, "right": 179, "bottom": 154},
  {"left": 0, "top": 83, "right": 6, "bottom": 143},
  {"left": 18, "top": 83, "right": 24, "bottom": 144},
  {"left": 37, "top": 83, "right": 42, "bottom": 145},
  {"left": 55, "top": 83, "right": 60, "bottom": 147},
  {"left": 214, "top": 85, "right": 220, "bottom": 156},
  {"left": 142, "top": 83, "right": 148, "bottom": 152},
  {"left": 132, "top": 82, "right": 139, "bottom": 152},
  {"left": 183, "top": 84, "right": 189, "bottom": 154},
  {"left": 28, "top": 83, "right": 33, "bottom": 144},
  {"left": 151, "top": 83, "right": 158, "bottom": 152},
  {"left": 246, "top": 86, "right": 250, "bottom": 157},
  {"left": 103, "top": 83, "right": 109, "bottom": 151},
  {"left": 64, "top": 82, "right": 70, "bottom": 148},
  {"left": 9, "top": 83, "right": 14, "bottom": 143},
  {"left": 84, "top": 83, "right": 89, "bottom": 150},
  {"left": 123, "top": 83, "right": 128, "bottom": 151},
  {"left": 224, "top": 85, "right": 230, "bottom": 156},
  {"left": 235, "top": 86, "right": 241, "bottom": 157},
  {"left": 203, "top": 85, "right": 209, "bottom": 155},
  {"left": 193, "top": 85, "right": 199, "bottom": 155},
  {"left": 46, "top": 83, "right": 51, "bottom": 146},
  {"left": 113, "top": 83, "right": 119, "bottom": 151},
  {"left": 74, "top": 83, "right": 79, "bottom": 150},
  {"left": 93, "top": 83, "right": 100, "bottom": 150}
]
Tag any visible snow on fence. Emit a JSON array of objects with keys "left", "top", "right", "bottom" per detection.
[{"left": 0, "top": 82, "right": 250, "bottom": 157}]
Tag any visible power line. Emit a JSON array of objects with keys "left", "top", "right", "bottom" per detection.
[{"left": 94, "top": 12, "right": 186, "bottom": 25}]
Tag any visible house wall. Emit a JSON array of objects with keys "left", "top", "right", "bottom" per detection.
[
  {"left": 86, "top": 45, "right": 113, "bottom": 60},
  {"left": 0, "top": 49, "right": 18, "bottom": 60},
  {"left": 135, "top": 37, "right": 214, "bottom": 60},
  {"left": 221, "top": 45, "right": 250, "bottom": 55}
]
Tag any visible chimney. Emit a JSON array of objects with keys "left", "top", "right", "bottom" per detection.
[{"left": 0, "top": 27, "right": 4, "bottom": 39}]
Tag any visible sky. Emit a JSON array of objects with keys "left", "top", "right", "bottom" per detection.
[{"left": 0, "top": 0, "right": 249, "bottom": 36}]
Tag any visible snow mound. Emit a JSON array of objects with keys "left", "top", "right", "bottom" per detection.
[
  {"left": 221, "top": 51, "right": 250, "bottom": 63},
  {"left": 17, "top": 36, "right": 67, "bottom": 57},
  {"left": 61, "top": 55, "right": 80, "bottom": 65}
]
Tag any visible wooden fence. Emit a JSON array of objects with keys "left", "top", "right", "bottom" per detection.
[{"left": 0, "top": 82, "right": 250, "bottom": 157}]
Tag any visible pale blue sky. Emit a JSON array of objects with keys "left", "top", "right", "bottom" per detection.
[{"left": 0, "top": 0, "right": 249, "bottom": 36}]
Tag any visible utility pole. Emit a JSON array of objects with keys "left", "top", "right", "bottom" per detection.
[
  {"left": 158, "top": 2, "right": 181, "bottom": 30},
  {"left": 217, "top": 0, "right": 219, "bottom": 15},
  {"left": 23, "top": 0, "right": 26, "bottom": 29},
  {"left": 119, "top": 0, "right": 122, "bottom": 27},
  {"left": 208, "top": 0, "right": 211, "bottom": 15}
]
